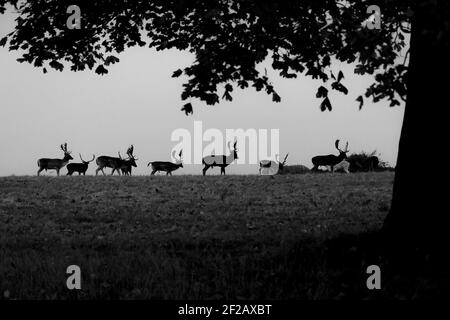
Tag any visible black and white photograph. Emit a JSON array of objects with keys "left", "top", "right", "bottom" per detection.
[{"left": 0, "top": 0, "right": 449, "bottom": 314}]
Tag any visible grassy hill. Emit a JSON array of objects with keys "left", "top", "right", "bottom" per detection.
[{"left": 0, "top": 173, "right": 396, "bottom": 299}]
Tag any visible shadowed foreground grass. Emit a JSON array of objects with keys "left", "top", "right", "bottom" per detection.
[{"left": 1, "top": 172, "right": 444, "bottom": 299}]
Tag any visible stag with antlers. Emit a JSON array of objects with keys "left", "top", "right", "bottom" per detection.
[
  {"left": 148, "top": 150, "right": 183, "bottom": 176},
  {"left": 66, "top": 154, "right": 95, "bottom": 176},
  {"left": 95, "top": 145, "right": 138, "bottom": 176},
  {"left": 259, "top": 153, "right": 289, "bottom": 175},
  {"left": 117, "top": 146, "right": 139, "bottom": 176},
  {"left": 37, "top": 143, "right": 73, "bottom": 176},
  {"left": 202, "top": 140, "right": 238, "bottom": 176},
  {"left": 312, "top": 140, "right": 349, "bottom": 172}
]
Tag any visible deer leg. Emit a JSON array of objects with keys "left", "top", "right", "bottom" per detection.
[
  {"left": 221, "top": 167, "right": 225, "bottom": 175},
  {"left": 37, "top": 168, "right": 44, "bottom": 176},
  {"left": 202, "top": 165, "right": 210, "bottom": 176},
  {"left": 151, "top": 170, "right": 157, "bottom": 175}
]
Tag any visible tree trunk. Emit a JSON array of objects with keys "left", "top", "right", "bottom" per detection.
[{"left": 383, "top": 2, "right": 450, "bottom": 252}]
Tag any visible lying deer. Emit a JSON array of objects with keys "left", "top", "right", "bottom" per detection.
[
  {"left": 312, "top": 140, "right": 349, "bottom": 172},
  {"left": 332, "top": 159, "right": 350, "bottom": 173},
  {"left": 66, "top": 154, "right": 95, "bottom": 175},
  {"left": 202, "top": 141, "right": 238, "bottom": 176},
  {"left": 95, "top": 145, "right": 137, "bottom": 176},
  {"left": 148, "top": 150, "right": 183, "bottom": 176},
  {"left": 259, "top": 153, "right": 289, "bottom": 175},
  {"left": 37, "top": 143, "right": 73, "bottom": 176}
]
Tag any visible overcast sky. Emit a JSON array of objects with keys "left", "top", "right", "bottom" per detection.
[{"left": 0, "top": 11, "right": 405, "bottom": 176}]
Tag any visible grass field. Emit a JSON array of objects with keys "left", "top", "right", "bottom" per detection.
[{"left": 0, "top": 173, "right": 399, "bottom": 299}]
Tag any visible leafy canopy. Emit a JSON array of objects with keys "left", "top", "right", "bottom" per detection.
[{"left": 0, "top": 0, "right": 412, "bottom": 112}]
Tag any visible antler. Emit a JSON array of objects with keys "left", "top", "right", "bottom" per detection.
[
  {"left": 79, "top": 154, "right": 95, "bottom": 163},
  {"left": 178, "top": 149, "right": 183, "bottom": 160},
  {"left": 282, "top": 153, "right": 289, "bottom": 165},
  {"left": 171, "top": 149, "right": 177, "bottom": 162},
  {"left": 335, "top": 139, "right": 341, "bottom": 151},
  {"left": 233, "top": 139, "right": 238, "bottom": 150},
  {"left": 61, "top": 143, "right": 71, "bottom": 154},
  {"left": 118, "top": 151, "right": 123, "bottom": 160},
  {"left": 126, "top": 145, "right": 137, "bottom": 159},
  {"left": 127, "top": 145, "right": 134, "bottom": 157},
  {"left": 344, "top": 142, "right": 349, "bottom": 152}
]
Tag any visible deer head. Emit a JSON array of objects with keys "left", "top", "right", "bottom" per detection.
[
  {"left": 280, "top": 153, "right": 289, "bottom": 171},
  {"left": 335, "top": 140, "right": 349, "bottom": 158},
  {"left": 61, "top": 143, "right": 73, "bottom": 160}
]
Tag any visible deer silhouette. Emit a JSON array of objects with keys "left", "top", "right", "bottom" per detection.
[
  {"left": 148, "top": 150, "right": 183, "bottom": 176},
  {"left": 202, "top": 140, "right": 238, "bottom": 176},
  {"left": 312, "top": 140, "right": 349, "bottom": 172},
  {"left": 37, "top": 143, "right": 73, "bottom": 176},
  {"left": 66, "top": 154, "right": 95, "bottom": 175}
]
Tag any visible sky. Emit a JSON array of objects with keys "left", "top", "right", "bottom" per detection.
[{"left": 0, "top": 11, "right": 405, "bottom": 176}]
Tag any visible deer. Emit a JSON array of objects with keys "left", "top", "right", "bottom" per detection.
[
  {"left": 311, "top": 140, "right": 349, "bottom": 172},
  {"left": 117, "top": 148, "right": 138, "bottom": 176},
  {"left": 202, "top": 140, "right": 238, "bottom": 176},
  {"left": 37, "top": 143, "right": 73, "bottom": 176},
  {"left": 148, "top": 150, "right": 183, "bottom": 176},
  {"left": 332, "top": 159, "right": 350, "bottom": 173},
  {"left": 120, "top": 165, "right": 133, "bottom": 176},
  {"left": 259, "top": 153, "right": 289, "bottom": 175},
  {"left": 66, "top": 154, "right": 95, "bottom": 175},
  {"left": 95, "top": 145, "right": 137, "bottom": 176}
]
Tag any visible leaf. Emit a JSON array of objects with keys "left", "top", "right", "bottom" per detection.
[
  {"left": 95, "top": 65, "right": 108, "bottom": 75},
  {"left": 389, "top": 99, "right": 400, "bottom": 107},
  {"left": 272, "top": 92, "right": 281, "bottom": 103},
  {"left": 316, "top": 86, "right": 328, "bottom": 98},
  {"left": 320, "top": 97, "right": 332, "bottom": 112},
  {"left": 0, "top": 37, "right": 7, "bottom": 47},
  {"left": 43, "top": 68, "right": 47, "bottom": 74},
  {"left": 49, "top": 60, "right": 64, "bottom": 71},
  {"left": 222, "top": 91, "right": 233, "bottom": 101},
  {"left": 172, "top": 69, "right": 183, "bottom": 78},
  {"left": 356, "top": 95, "right": 364, "bottom": 110},
  {"left": 181, "top": 103, "right": 193, "bottom": 115},
  {"left": 330, "top": 71, "right": 336, "bottom": 80},
  {"left": 331, "top": 81, "right": 348, "bottom": 95},
  {"left": 337, "top": 70, "right": 344, "bottom": 82},
  {"left": 238, "top": 80, "right": 248, "bottom": 89},
  {"left": 225, "top": 84, "right": 233, "bottom": 92},
  {"left": 104, "top": 55, "right": 120, "bottom": 66}
]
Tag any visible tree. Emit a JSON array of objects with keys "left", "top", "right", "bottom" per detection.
[{"left": 1, "top": 0, "right": 449, "bottom": 251}]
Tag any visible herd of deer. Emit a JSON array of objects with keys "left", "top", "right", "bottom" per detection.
[{"left": 36, "top": 140, "right": 355, "bottom": 176}]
